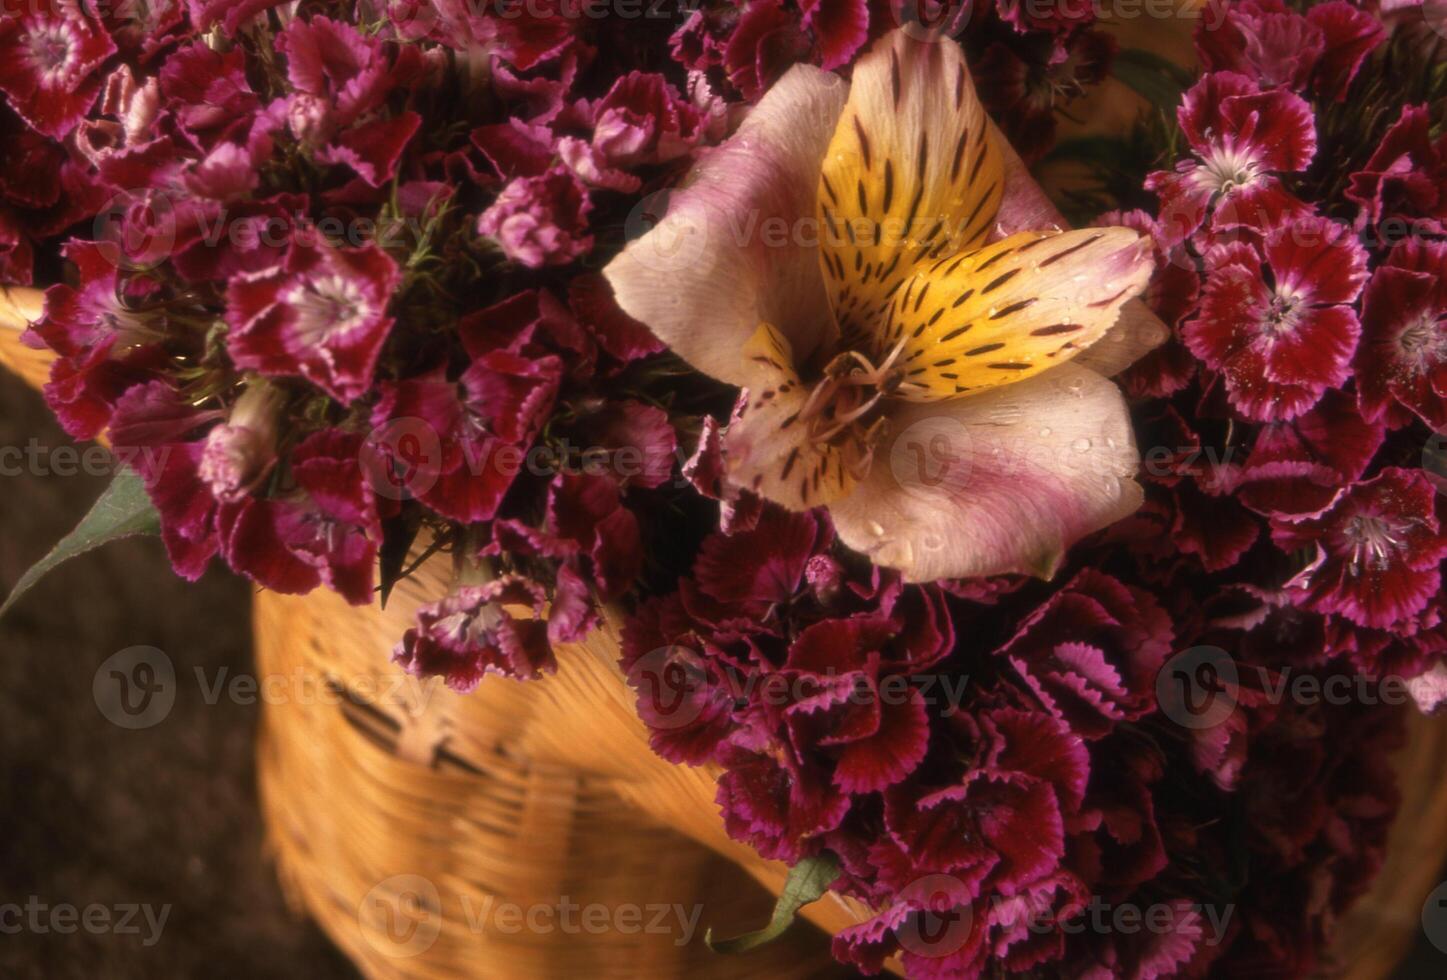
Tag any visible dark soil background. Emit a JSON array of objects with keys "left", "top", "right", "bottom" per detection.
[
  {"left": 1, "top": 367, "right": 1443, "bottom": 978},
  {"left": 0, "top": 374, "right": 354, "bottom": 977}
]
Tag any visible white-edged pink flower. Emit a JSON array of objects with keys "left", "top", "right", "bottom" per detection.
[
  {"left": 0, "top": 1, "right": 117, "bottom": 140},
  {"left": 225, "top": 240, "right": 401, "bottom": 404},
  {"left": 605, "top": 30, "right": 1166, "bottom": 582}
]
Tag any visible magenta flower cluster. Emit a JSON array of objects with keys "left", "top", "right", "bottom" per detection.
[
  {"left": 1127, "top": 0, "right": 1447, "bottom": 700},
  {"left": 1, "top": 0, "right": 707, "bottom": 682},
  {"left": 0, "top": 0, "right": 1149, "bottom": 687}
]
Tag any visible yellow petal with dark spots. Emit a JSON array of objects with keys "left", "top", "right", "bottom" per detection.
[
  {"left": 880, "top": 228, "right": 1155, "bottom": 401},
  {"left": 725, "top": 323, "right": 856, "bottom": 510},
  {"left": 817, "top": 32, "right": 1004, "bottom": 354}
]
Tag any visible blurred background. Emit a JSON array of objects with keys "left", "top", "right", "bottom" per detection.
[{"left": 3, "top": 370, "right": 1446, "bottom": 980}]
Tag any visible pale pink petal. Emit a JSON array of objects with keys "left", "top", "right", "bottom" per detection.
[
  {"left": 604, "top": 64, "right": 846, "bottom": 387},
  {"left": 830, "top": 363, "right": 1143, "bottom": 581},
  {"left": 991, "top": 123, "right": 1062, "bottom": 235},
  {"left": 1077, "top": 299, "right": 1171, "bottom": 378}
]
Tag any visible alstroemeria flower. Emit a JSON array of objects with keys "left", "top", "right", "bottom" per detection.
[{"left": 606, "top": 30, "right": 1160, "bottom": 581}]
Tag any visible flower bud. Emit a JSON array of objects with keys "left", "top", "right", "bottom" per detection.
[{"left": 199, "top": 380, "right": 285, "bottom": 502}]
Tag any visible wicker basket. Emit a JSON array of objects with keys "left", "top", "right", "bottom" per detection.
[{"left": 252, "top": 548, "right": 871, "bottom": 977}]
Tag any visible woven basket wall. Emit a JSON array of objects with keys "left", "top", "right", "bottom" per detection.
[{"left": 252, "top": 550, "right": 873, "bottom": 977}]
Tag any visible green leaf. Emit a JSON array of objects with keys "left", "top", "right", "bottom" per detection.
[
  {"left": 705, "top": 853, "right": 841, "bottom": 954},
  {"left": 1112, "top": 48, "right": 1196, "bottom": 115},
  {"left": 0, "top": 467, "right": 161, "bottom": 618}
]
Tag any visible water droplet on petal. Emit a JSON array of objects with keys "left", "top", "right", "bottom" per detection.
[
  {"left": 1072, "top": 437, "right": 1092, "bottom": 453},
  {"left": 1039, "top": 427, "right": 1052, "bottom": 437}
]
